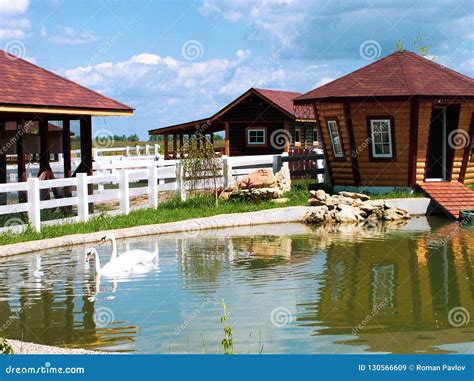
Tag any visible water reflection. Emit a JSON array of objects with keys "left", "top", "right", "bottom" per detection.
[{"left": 0, "top": 218, "right": 472, "bottom": 354}]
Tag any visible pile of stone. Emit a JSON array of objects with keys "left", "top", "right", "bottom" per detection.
[
  {"left": 304, "top": 190, "right": 410, "bottom": 224},
  {"left": 220, "top": 168, "right": 291, "bottom": 202}
]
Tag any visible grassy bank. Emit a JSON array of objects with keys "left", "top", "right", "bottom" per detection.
[{"left": 0, "top": 184, "right": 422, "bottom": 246}]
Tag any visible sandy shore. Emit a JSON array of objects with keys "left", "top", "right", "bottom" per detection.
[{"left": 6, "top": 339, "right": 114, "bottom": 354}]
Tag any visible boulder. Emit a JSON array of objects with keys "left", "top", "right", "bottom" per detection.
[
  {"left": 337, "top": 204, "right": 365, "bottom": 223},
  {"left": 308, "top": 198, "right": 327, "bottom": 207},
  {"left": 360, "top": 200, "right": 385, "bottom": 213},
  {"left": 240, "top": 169, "right": 277, "bottom": 189},
  {"left": 338, "top": 191, "right": 370, "bottom": 201},
  {"left": 303, "top": 206, "right": 329, "bottom": 224},
  {"left": 383, "top": 207, "right": 411, "bottom": 221},
  {"left": 275, "top": 168, "right": 291, "bottom": 193},
  {"left": 310, "top": 189, "right": 329, "bottom": 201}
]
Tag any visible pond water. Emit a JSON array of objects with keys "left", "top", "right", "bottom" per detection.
[{"left": 0, "top": 217, "right": 473, "bottom": 354}]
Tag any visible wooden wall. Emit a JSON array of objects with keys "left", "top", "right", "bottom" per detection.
[
  {"left": 451, "top": 103, "right": 473, "bottom": 182},
  {"left": 316, "top": 102, "right": 355, "bottom": 186},
  {"left": 349, "top": 100, "right": 411, "bottom": 187},
  {"left": 227, "top": 121, "right": 284, "bottom": 156},
  {"left": 415, "top": 101, "right": 433, "bottom": 183}
]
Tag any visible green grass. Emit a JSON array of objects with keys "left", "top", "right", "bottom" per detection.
[
  {"left": 468, "top": 184, "right": 474, "bottom": 191},
  {"left": 0, "top": 186, "right": 309, "bottom": 246},
  {"left": 370, "top": 189, "right": 425, "bottom": 200},
  {"left": 0, "top": 181, "right": 421, "bottom": 246}
]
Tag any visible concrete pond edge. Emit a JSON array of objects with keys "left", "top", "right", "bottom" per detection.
[{"left": 1, "top": 198, "right": 431, "bottom": 258}]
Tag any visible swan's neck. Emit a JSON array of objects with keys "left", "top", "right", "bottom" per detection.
[
  {"left": 94, "top": 255, "right": 101, "bottom": 273},
  {"left": 110, "top": 237, "right": 118, "bottom": 261}
]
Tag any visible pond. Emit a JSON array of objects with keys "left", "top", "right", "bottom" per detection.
[{"left": 0, "top": 217, "right": 472, "bottom": 354}]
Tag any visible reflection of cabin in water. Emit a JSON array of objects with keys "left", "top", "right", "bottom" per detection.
[{"left": 308, "top": 222, "right": 474, "bottom": 353}]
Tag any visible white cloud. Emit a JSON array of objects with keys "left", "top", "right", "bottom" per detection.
[
  {"left": 41, "top": 25, "right": 99, "bottom": 44},
  {"left": 63, "top": 49, "right": 337, "bottom": 134},
  {"left": 0, "top": 0, "right": 30, "bottom": 39}
]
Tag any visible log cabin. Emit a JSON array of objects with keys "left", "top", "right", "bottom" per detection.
[
  {"left": 294, "top": 50, "right": 474, "bottom": 218},
  {"left": 148, "top": 87, "right": 319, "bottom": 158}
]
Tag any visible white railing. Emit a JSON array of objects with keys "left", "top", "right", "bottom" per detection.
[{"left": 0, "top": 152, "right": 324, "bottom": 233}]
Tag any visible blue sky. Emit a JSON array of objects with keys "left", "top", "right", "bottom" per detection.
[{"left": 0, "top": 0, "right": 473, "bottom": 139}]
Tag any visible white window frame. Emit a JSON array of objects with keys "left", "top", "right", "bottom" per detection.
[
  {"left": 294, "top": 127, "right": 301, "bottom": 145},
  {"left": 370, "top": 119, "right": 393, "bottom": 158},
  {"left": 312, "top": 127, "right": 319, "bottom": 145},
  {"left": 327, "top": 120, "right": 344, "bottom": 158},
  {"left": 247, "top": 128, "right": 266, "bottom": 146}
]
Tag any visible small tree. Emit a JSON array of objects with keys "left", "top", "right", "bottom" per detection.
[
  {"left": 394, "top": 33, "right": 431, "bottom": 56},
  {"left": 180, "top": 135, "right": 222, "bottom": 206}
]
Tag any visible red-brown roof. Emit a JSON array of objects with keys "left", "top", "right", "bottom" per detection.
[
  {"left": 295, "top": 51, "right": 474, "bottom": 102},
  {"left": 0, "top": 50, "right": 133, "bottom": 113}
]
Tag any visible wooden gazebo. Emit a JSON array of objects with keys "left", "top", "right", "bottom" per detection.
[
  {"left": 149, "top": 88, "right": 318, "bottom": 159},
  {"left": 0, "top": 50, "right": 133, "bottom": 188}
]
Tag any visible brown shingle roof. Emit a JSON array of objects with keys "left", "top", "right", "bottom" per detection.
[
  {"left": 295, "top": 51, "right": 474, "bottom": 102},
  {"left": 0, "top": 50, "right": 133, "bottom": 113}
]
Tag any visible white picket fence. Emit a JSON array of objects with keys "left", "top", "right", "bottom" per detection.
[{"left": 1, "top": 153, "right": 324, "bottom": 233}]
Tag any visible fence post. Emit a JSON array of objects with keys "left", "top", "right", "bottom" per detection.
[
  {"left": 136, "top": 145, "right": 140, "bottom": 157},
  {"left": 92, "top": 148, "right": 98, "bottom": 161},
  {"left": 272, "top": 154, "right": 282, "bottom": 173},
  {"left": 282, "top": 152, "right": 289, "bottom": 170},
  {"left": 27, "top": 177, "right": 41, "bottom": 232},
  {"left": 77, "top": 173, "right": 89, "bottom": 222},
  {"left": 119, "top": 169, "right": 130, "bottom": 214},
  {"left": 125, "top": 146, "right": 130, "bottom": 156},
  {"left": 154, "top": 144, "right": 159, "bottom": 159},
  {"left": 148, "top": 165, "right": 159, "bottom": 207},
  {"left": 222, "top": 155, "right": 232, "bottom": 188},
  {"left": 145, "top": 144, "right": 150, "bottom": 156},
  {"left": 175, "top": 161, "right": 186, "bottom": 201}
]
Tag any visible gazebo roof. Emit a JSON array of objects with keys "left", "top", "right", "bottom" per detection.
[
  {"left": 295, "top": 51, "right": 474, "bottom": 103},
  {"left": 0, "top": 50, "right": 133, "bottom": 116}
]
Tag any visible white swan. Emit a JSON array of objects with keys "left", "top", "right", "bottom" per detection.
[
  {"left": 99, "top": 234, "right": 157, "bottom": 265},
  {"left": 85, "top": 248, "right": 151, "bottom": 275}
]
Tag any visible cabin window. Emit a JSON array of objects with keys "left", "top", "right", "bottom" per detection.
[
  {"left": 294, "top": 127, "right": 301, "bottom": 145},
  {"left": 247, "top": 128, "right": 266, "bottom": 146},
  {"left": 327, "top": 120, "right": 344, "bottom": 158},
  {"left": 370, "top": 119, "right": 393, "bottom": 158},
  {"left": 313, "top": 127, "right": 319, "bottom": 145}
]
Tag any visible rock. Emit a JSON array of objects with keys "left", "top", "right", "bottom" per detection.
[
  {"left": 303, "top": 206, "right": 329, "bottom": 224},
  {"left": 275, "top": 168, "right": 291, "bottom": 193},
  {"left": 359, "top": 200, "right": 385, "bottom": 213},
  {"left": 352, "top": 198, "right": 364, "bottom": 207},
  {"left": 308, "top": 198, "right": 327, "bottom": 206},
  {"left": 383, "top": 207, "right": 411, "bottom": 221},
  {"left": 338, "top": 191, "right": 370, "bottom": 201},
  {"left": 310, "top": 189, "right": 329, "bottom": 201},
  {"left": 240, "top": 169, "right": 277, "bottom": 189},
  {"left": 270, "top": 198, "right": 289, "bottom": 204},
  {"left": 337, "top": 204, "right": 364, "bottom": 223}
]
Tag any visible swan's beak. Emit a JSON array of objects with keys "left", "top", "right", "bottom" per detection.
[
  {"left": 98, "top": 237, "right": 106, "bottom": 246},
  {"left": 85, "top": 252, "right": 93, "bottom": 262}
]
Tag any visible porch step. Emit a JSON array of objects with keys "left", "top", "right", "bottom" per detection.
[{"left": 418, "top": 181, "right": 474, "bottom": 219}]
